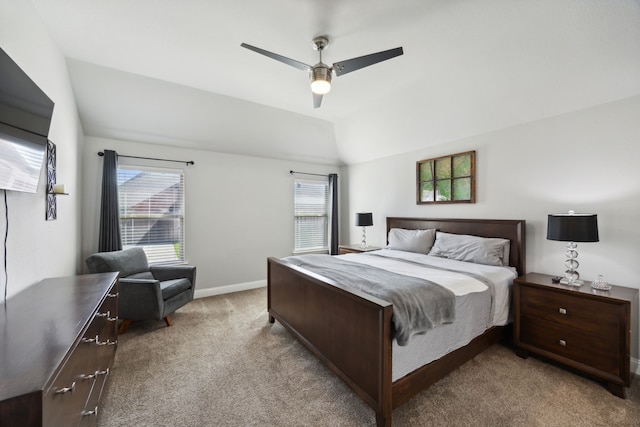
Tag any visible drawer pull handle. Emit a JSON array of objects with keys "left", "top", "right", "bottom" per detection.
[
  {"left": 107, "top": 315, "right": 119, "bottom": 322},
  {"left": 96, "top": 310, "right": 110, "bottom": 318},
  {"left": 55, "top": 381, "right": 76, "bottom": 394},
  {"left": 96, "top": 368, "right": 110, "bottom": 376},
  {"left": 82, "top": 335, "right": 97, "bottom": 344},
  {"left": 82, "top": 406, "right": 99, "bottom": 417},
  {"left": 79, "top": 372, "right": 97, "bottom": 380},
  {"left": 559, "top": 308, "right": 567, "bottom": 315},
  {"left": 107, "top": 293, "right": 119, "bottom": 298},
  {"left": 559, "top": 339, "right": 567, "bottom": 346},
  {"left": 96, "top": 338, "right": 117, "bottom": 346}
]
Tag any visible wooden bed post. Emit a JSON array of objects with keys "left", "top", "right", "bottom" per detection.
[{"left": 377, "top": 306, "right": 393, "bottom": 427}]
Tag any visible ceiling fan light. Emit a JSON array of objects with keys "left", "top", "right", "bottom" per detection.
[
  {"left": 311, "top": 79, "right": 331, "bottom": 94},
  {"left": 310, "top": 66, "right": 332, "bottom": 94}
]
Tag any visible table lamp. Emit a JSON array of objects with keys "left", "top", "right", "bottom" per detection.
[
  {"left": 355, "top": 212, "right": 373, "bottom": 249},
  {"left": 547, "top": 210, "right": 599, "bottom": 286}
]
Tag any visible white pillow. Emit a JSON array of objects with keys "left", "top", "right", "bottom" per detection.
[
  {"left": 386, "top": 228, "right": 436, "bottom": 254},
  {"left": 428, "top": 232, "right": 510, "bottom": 266}
]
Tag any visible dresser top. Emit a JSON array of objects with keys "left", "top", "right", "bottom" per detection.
[
  {"left": 516, "top": 272, "right": 638, "bottom": 303},
  {"left": 0, "top": 273, "right": 118, "bottom": 401}
]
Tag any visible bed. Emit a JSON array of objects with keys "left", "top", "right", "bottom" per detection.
[{"left": 267, "top": 217, "right": 526, "bottom": 426}]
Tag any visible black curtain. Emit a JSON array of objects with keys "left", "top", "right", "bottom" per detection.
[
  {"left": 328, "top": 173, "right": 339, "bottom": 255},
  {"left": 98, "top": 150, "right": 122, "bottom": 252}
]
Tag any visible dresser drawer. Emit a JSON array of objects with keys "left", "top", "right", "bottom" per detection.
[
  {"left": 43, "top": 341, "right": 95, "bottom": 427},
  {"left": 519, "top": 285, "right": 623, "bottom": 336},
  {"left": 520, "top": 316, "right": 621, "bottom": 376}
]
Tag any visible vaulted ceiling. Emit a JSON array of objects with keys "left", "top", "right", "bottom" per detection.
[{"left": 31, "top": 0, "right": 640, "bottom": 165}]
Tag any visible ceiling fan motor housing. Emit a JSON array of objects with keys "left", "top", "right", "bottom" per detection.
[{"left": 310, "top": 64, "right": 332, "bottom": 94}]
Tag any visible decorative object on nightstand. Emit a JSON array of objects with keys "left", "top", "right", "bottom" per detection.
[
  {"left": 591, "top": 274, "right": 612, "bottom": 291},
  {"left": 355, "top": 212, "right": 373, "bottom": 249},
  {"left": 513, "top": 272, "right": 638, "bottom": 398},
  {"left": 546, "top": 211, "right": 599, "bottom": 286}
]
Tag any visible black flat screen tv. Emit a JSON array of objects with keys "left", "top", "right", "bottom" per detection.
[{"left": 0, "top": 47, "right": 54, "bottom": 193}]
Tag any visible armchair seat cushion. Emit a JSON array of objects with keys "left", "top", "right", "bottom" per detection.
[{"left": 161, "top": 278, "right": 192, "bottom": 300}]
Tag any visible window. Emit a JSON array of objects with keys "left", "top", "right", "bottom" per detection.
[
  {"left": 117, "top": 165, "right": 185, "bottom": 264},
  {"left": 417, "top": 150, "right": 475, "bottom": 204},
  {"left": 294, "top": 179, "right": 329, "bottom": 252}
]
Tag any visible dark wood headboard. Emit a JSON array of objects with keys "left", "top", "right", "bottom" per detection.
[{"left": 386, "top": 217, "right": 526, "bottom": 276}]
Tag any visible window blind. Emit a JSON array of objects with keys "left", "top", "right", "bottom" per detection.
[
  {"left": 117, "top": 165, "right": 185, "bottom": 264},
  {"left": 294, "top": 179, "right": 329, "bottom": 252}
]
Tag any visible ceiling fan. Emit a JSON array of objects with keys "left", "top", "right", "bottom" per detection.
[{"left": 241, "top": 36, "right": 403, "bottom": 108}]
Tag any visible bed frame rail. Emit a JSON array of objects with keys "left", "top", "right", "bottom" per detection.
[{"left": 268, "top": 257, "right": 394, "bottom": 425}]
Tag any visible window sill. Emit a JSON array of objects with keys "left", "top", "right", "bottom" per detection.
[{"left": 292, "top": 248, "right": 329, "bottom": 255}]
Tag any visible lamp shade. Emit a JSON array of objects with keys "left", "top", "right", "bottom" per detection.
[
  {"left": 355, "top": 212, "right": 373, "bottom": 227},
  {"left": 547, "top": 213, "right": 599, "bottom": 242}
]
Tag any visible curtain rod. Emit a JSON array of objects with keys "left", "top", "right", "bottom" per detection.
[
  {"left": 289, "top": 170, "right": 330, "bottom": 177},
  {"left": 98, "top": 151, "right": 195, "bottom": 166}
]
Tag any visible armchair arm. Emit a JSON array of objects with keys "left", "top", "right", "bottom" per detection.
[
  {"left": 150, "top": 265, "right": 196, "bottom": 287},
  {"left": 118, "top": 278, "right": 164, "bottom": 321}
]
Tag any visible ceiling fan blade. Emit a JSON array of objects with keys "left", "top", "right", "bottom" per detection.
[
  {"left": 313, "top": 93, "right": 323, "bottom": 109},
  {"left": 333, "top": 47, "right": 403, "bottom": 76},
  {"left": 240, "top": 43, "right": 311, "bottom": 71}
]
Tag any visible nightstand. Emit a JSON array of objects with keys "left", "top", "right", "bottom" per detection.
[
  {"left": 513, "top": 272, "right": 638, "bottom": 398},
  {"left": 338, "top": 244, "right": 381, "bottom": 255}
]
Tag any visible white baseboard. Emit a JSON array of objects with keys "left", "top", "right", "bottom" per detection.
[{"left": 193, "top": 280, "right": 267, "bottom": 299}]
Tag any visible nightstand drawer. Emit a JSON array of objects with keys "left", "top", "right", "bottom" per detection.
[
  {"left": 520, "top": 316, "right": 621, "bottom": 376},
  {"left": 519, "top": 285, "right": 622, "bottom": 335}
]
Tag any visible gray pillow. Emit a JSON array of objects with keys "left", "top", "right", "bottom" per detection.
[
  {"left": 428, "top": 232, "right": 510, "bottom": 266},
  {"left": 386, "top": 228, "right": 437, "bottom": 254}
]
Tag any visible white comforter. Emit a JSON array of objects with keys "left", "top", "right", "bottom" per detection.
[{"left": 339, "top": 249, "right": 518, "bottom": 381}]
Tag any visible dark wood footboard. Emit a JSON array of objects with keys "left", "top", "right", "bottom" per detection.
[{"left": 268, "top": 257, "right": 394, "bottom": 426}]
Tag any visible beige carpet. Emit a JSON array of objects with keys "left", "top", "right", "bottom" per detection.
[{"left": 97, "top": 287, "right": 640, "bottom": 426}]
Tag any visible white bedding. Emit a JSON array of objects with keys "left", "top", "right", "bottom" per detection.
[{"left": 339, "top": 249, "right": 517, "bottom": 381}]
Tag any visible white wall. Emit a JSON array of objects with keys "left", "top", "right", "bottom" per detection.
[
  {"left": 343, "top": 95, "right": 640, "bottom": 290},
  {"left": 0, "top": 0, "right": 83, "bottom": 300},
  {"left": 82, "top": 137, "right": 340, "bottom": 296}
]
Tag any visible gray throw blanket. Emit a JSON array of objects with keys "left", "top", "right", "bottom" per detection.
[{"left": 284, "top": 254, "right": 455, "bottom": 346}]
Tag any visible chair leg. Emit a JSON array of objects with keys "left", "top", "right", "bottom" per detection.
[
  {"left": 164, "top": 315, "right": 173, "bottom": 327},
  {"left": 119, "top": 319, "right": 132, "bottom": 334}
]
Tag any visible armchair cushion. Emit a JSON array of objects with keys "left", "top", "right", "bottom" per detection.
[
  {"left": 86, "top": 247, "right": 150, "bottom": 277},
  {"left": 160, "top": 278, "right": 192, "bottom": 300}
]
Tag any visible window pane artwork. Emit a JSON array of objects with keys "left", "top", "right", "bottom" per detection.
[{"left": 416, "top": 151, "right": 475, "bottom": 204}]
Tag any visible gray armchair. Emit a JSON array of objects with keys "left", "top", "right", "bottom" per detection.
[{"left": 86, "top": 247, "right": 196, "bottom": 333}]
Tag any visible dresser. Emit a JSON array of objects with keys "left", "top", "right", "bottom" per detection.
[
  {"left": 0, "top": 273, "right": 119, "bottom": 426},
  {"left": 513, "top": 272, "right": 638, "bottom": 398}
]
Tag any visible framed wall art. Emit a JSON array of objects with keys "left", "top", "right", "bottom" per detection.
[{"left": 416, "top": 150, "right": 475, "bottom": 204}]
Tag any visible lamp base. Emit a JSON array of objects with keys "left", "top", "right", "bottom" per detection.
[{"left": 360, "top": 227, "right": 368, "bottom": 249}]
